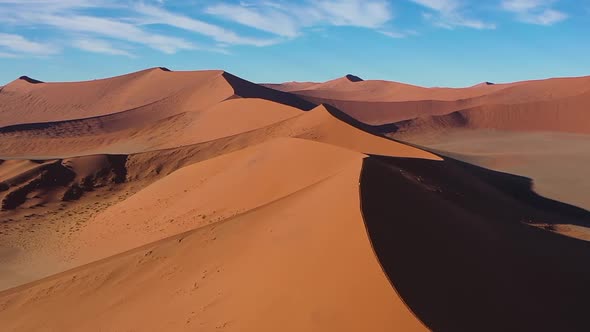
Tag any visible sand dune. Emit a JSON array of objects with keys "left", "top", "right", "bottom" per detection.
[
  {"left": 0, "top": 103, "right": 438, "bottom": 289},
  {"left": 0, "top": 67, "right": 313, "bottom": 128},
  {"left": 0, "top": 98, "right": 304, "bottom": 158},
  {"left": 0, "top": 139, "right": 427, "bottom": 332},
  {"left": 266, "top": 74, "right": 510, "bottom": 102},
  {"left": 392, "top": 90, "right": 590, "bottom": 134},
  {"left": 266, "top": 75, "right": 590, "bottom": 133},
  {"left": 67, "top": 138, "right": 369, "bottom": 265},
  {"left": 0, "top": 68, "right": 228, "bottom": 127},
  {"left": 0, "top": 67, "right": 317, "bottom": 159},
  {"left": 1, "top": 68, "right": 590, "bottom": 331}
]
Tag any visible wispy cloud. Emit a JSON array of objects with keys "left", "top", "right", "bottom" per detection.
[
  {"left": 379, "top": 29, "right": 419, "bottom": 38},
  {"left": 410, "top": 0, "right": 496, "bottom": 29},
  {"left": 0, "top": 33, "right": 60, "bottom": 56},
  {"left": 0, "top": 1, "right": 200, "bottom": 55},
  {"left": 205, "top": 3, "right": 300, "bottom": 38},
  {"left": 73, "top": 38, "right": 134, "bottom": 57},
  {"left": 135, "top": 4, "right": 280, "bottom": 46},
  {"left": 205, "top": 0, "right": 395, "bottom": 38},
  {"left": 501, "top": 0, "right": 568, "bottom": 25},
  {"left": 34, "top": 13, "right": 196, "bottom": 54}
]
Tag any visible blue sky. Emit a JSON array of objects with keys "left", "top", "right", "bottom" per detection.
[{"left": 0, "top": 0, "right": 588, "bottom": 87}]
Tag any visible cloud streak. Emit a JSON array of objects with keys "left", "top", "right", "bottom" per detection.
[
  {"left": 410, "top": 0, "right": 496, "bottom": 29},
  {"left": 34, "top": 13, "right": 196, "bottom": 54},
  {"left": 73, "top": 38, "right": 134, "bottom": 57},
  {"left": 135, "top": 4, "right": 280, "bottom": 46},
  {"left": 501, "top": 0, "right": 568, "bottom": 25},
  {"left": 205, "top": 0, "right": 394, "bottom": 38},
  {"left": 0, "top": 33, "right": 60, "bottom": 56}
]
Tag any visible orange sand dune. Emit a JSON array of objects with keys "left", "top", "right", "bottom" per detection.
[
  {"left": 68, "top": 138, "right": 371, "bottom": 265},
  {"left": 67, "top": 133, "right": 436, "bottom": 267},
  {"left": 0, "top": 68, "right": 229, "bottom": 127},
  {"left": 270, "top": 74, "right": 590, "bottom": 103},
  {"left": 392, "top": 90, "right": 590, "bottom": 134},
  {"left": 267, "top": 75, "right": 590, "bottom": 133},
  {"left": 0, "top": 103, "right": 436, "bottom": 221},
  {"left": 0, "top": 101, "right": 438, "bottom": 160},
  {"left": 0, "top": 98, "right": 304, "bottom": 158},
  {"left": 0, "top": 139, "right": 427, "bottom": 332},
  {"left": 0, "top": 105, "right": 438, "bottom": 288},
  {"left": 0, "top": 68, "right": 314, "bottom": 128},
  {"left": 266, "top": 74, "right": 512, "bottom": 102}
]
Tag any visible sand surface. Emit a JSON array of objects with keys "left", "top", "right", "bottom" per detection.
[
  {"left": 0, "top": 140, "right": 427, "bottom": 332},
  {"left": 2, "top": 68, "right": 590, "bottom": 331}
]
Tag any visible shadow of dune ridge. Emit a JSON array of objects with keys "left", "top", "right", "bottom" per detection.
[
  {"left": 18, "top": 76, "right": 44, "bottom": 84},
  {"left": 359, "top": 154, "right": 590, "bottom": 332},
  {"left": 222, "top": 72, "right": 317, "bottom": 111},
  {"left": 320, "top": 103, "right": 408, "bottom": 136}
]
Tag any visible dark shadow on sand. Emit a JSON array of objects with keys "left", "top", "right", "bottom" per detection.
[
  {"left": 222, "top": 72, "right": 317, "bottom": 111},
  {"left": 360, "top": 154, "right": 590, "bottom": 332}
]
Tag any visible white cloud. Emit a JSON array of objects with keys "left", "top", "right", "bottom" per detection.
[
  {"left": 37, "top": 14, "right": 196, "bottom": 54},
  {"left": 312, "top": 0, "right": 392, "bottom": 28},
  {"left": 411, "top": 0, "right": 460, "bottom": 12},
  {"left": 501, "top": 0, "right": 568, "bottom": 25},
  {"left": 135, "top": 4, "right": 280, "bottom": 46},
  {"left": 73, "top": 38, "right": 134, "bottom": 57},
  {"left": 0, "top": 1, "right": 221, "bottom": 55},
  {"left": 205, "top": 3, "right": 299, "bottom": 38},
  {"left": 379, "top": 29, "right": 419, "bottom": 38},
  {"left": 205, "top": 0, "right": 394, "bottom": 38},
  {"left": 410, "top": 0, "right": 496, "bottom": 29},
  {"left": 0, "top": 33, "right": 60, "bottom": 56}
]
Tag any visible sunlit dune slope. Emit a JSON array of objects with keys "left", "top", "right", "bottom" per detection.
[{"left": 0, "top": 138, "right": 427, "bottom": 332}]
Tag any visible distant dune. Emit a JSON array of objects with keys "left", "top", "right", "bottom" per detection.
[
  {"left": 266, "top": 75, "right": 590, "bottom": 133},
  {"left": 1, "top": 68, "right": 590, "bottom": 331}
]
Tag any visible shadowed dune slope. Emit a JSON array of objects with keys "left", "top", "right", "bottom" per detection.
[
  {"left": 361, "top": 155, "right": 590, "bottom": 332},
  {"left": 0, "top": 139, "right": 427, "bottom": 332}
]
